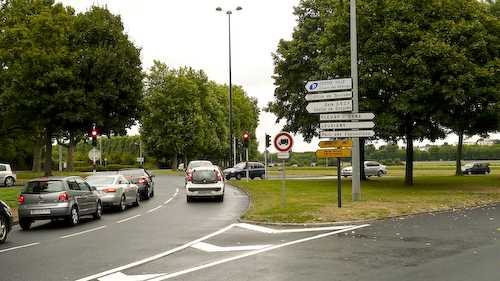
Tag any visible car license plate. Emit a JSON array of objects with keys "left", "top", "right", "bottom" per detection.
[
  {"left": 31, "top": 209, "right": 51, "bottom": 215},
  {"left": 198, "top": 191, "right": 212, "bottom": 195}
]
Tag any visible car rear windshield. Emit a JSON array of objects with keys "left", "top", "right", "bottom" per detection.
[
  {"left": 22, "top": 181, "right": 64, "bottom": 193},
  {"left": 118, "top": 170, "right": 143, "bottom": 176},
  {"left": 192, "top": 170, "right": 219, "bottom": 184},
  {"left": 86, "top": 177, "right": 114, "bottom": 185}
]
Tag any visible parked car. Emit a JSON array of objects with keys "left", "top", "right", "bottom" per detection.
[
  {"left": 186, "top": 166, "right": 225, "bottom": 202},
  {"left": 178, "top": 163, "right": 185, "bottom": 170},
  {"left": 17, "top": 176, "right": 102, "bottom": 230},
  {"left": 0, "top": 199, "right": 13, "bottom": 243},
  {"left": 117, "top": 168, "right": 155, "bottom": 200},
  {"left": 461, "top": 162, "right": 490, "bottom": 175},
  {"left": 341, "top": 161, "right": 387, "bottom": 177},
  {"left": 0, "top": 163, "right": 16, "bottom": 187},
  {"left": 223, "top": 162, "right": 266, "bottom": 180},
  {"left": 85, "top": 174, "right": 140, "bottom": 211},
  {"left": 185, "top": 160, "right": 213, "bottom": 182}
]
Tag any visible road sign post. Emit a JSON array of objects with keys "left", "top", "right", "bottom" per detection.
[{"left": 273, "top": 132, "right": 294, "bottom": 208}]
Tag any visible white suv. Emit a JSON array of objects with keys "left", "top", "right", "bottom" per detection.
[{"left": 0, "top": 163, "right": 17, "bottom": 187}]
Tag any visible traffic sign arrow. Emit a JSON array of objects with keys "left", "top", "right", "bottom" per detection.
[
  {"left": 306, "top": 100, "right": 352, "bottom": 114},
  {"left": 320, "top": 112, "right": 375, "bottom": 121},
  {"left": 316, "top": 149, "right": 351, "bottom": 158},
  {"left": 305, "top": 78, "right": 352, "bottom": 92},
  {"left": 304, "top": 91, "right": 352, "bottom": 101},
  {"left": 318, "top": 140, "right": 354, "bottom": 148},
  {"left": 320, "top": 121, "right": 375, "bottom": 130},
  {"left": 320, "top": 130, "right": 375, "bottom": 138}
]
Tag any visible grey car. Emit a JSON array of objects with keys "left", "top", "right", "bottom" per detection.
[
  {"left": 85, "top": 174, "right": 140, "bottom": 211},
  {"left": 117, "top": 168, "right": 155, "bottom": 200},
  {"left": 17, "top": 176, "right": 102, "bottom": 230},
  {"left": 0, "top": 163, "right": 17, "bottom": 187}
]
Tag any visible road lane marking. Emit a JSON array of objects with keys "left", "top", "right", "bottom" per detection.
[
  {"left": 116, "top": 214, "right": 142, "bottom": 224},
  {"left": 60, "top": 226, "right": 107, "bottom": 239},
  {"left": 147, "top": 205, "right": 162, "bottom": 212},
  {"left": 0, "top": 242, "right": 40, "bottom": 253},
  {"left": 192, "top": 242, "right": 273, "bottom": 252},
  {"left": 237, "top": 223, "right": 353, "bottom": 233}
]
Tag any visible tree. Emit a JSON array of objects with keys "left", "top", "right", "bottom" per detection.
[{"left": 267, "top": 0, "right": 500, "bottom": 185}]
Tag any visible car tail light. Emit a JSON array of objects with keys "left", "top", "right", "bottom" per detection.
[
  {"left": 216, "top": 171, "right": 222, "bottom": 181},
  {"left": 18, "top": 195, "right": 24, "bottom": 204},
  {"left": 59, "top": 192, "right": 68, "bottom": 201},
  {"left": 124, "top": 175, "right": 132, "bottom": 178},
  {"left": 138, "top": 178, "right": 146, "bottom": 184},
  {"left": 103, "top": 189, "right": 116, "bottom": 193},
  {"left": 188, "top": 172, "right": 193, "bottom": 182}
]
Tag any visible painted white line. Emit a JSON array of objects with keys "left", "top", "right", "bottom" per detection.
[
  {"left": 147, "top": 205, "right": 162, "bottom": 213},
  {"left": 237, "top": 223, "right": 352, "bottom": 233},
  {"left": 76, "top": 223, "right": 239, "bottom": 281},
  {"left": 60, "top": 226, "right": 107, "bottom": 239},
  {"left": 146, "top": 224, "right": 370, "bottom": 281},
  {"left": 116, "top": 214, "right": 142, "bottom": 224},
  {"left": 164, "top": 198, "right": 173, "bottom": 204},
  {"left": 191, "top": 242, "right": 273, "bottom": 252},
  {"left": 0, "top": 242, "right": 40, "bottom": 253},
  {"left": 99, "top": 272, "right": 164, "bottom": 281}
]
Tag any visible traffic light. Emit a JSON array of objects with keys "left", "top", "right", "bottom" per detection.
[
  {"left": 91, "top": 129, "right": 98, "bottom": 147},
  {"left": 243, "top": 132, "right": 249, "bottom": 148},
  {"left": 235, "top": 138, "right": 239, "bottom": 149},
  {"left": 265, "top": 134, "right": 271, "bottom": 148}
]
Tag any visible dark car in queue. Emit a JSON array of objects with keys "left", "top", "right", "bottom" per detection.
[
  {"left": 223, "top": 161, "right": 266, "bottom": 180},
  {"left": 461, "top": 162, "right": 490, "bottom": 175},
  {"left": 17, "top": 176, "right": 102, "bottom": 230},
  {"left": 117, "top": 168, "right": 155, "bottom": 200},
  {"left": 186, "top": 166, "right": 225, "bottom": 202},
  {"left": 85, "top": 174, "right": 140, "bottom": 211},
  {"left": 0, "top": 199, "right": 13, "bottom": 243}
]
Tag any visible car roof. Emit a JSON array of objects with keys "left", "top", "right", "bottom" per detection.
[{"left": 28, "top": 176, "right": 82, "bottom": 182}]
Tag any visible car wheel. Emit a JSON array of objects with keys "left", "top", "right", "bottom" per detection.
[
  {"left": 118, "top": 195, "right": 126, "bottom": 211},
  {"left": 93, "top": 202, "right": 102, "bottom": 220},
  {"left": 236, "top": 173, "right": 242, "bottom": 180},
  {"left": 133, "top": 192, "right": 140, "bottom": 206},
  {"left": 143, "top": 188, "right": 150, "bottom": 200},
  {"left": 150, "top": 187, "right": 154, "bottom": 197},
  {"left": 377, "top": 170, "right": 384, "bottom": 177},
  {"left": 0, "top": 216, "right": 8, "bottom": 243},
  {"left": 67, "top": 206, "right": 79, "bottom": 226},
  {"left": 4, "top": 177, "right": 14, "bottom": 187},
  {"left": 218, "top": 195, "right": 224, "bottom": 202},
  {"left": 260, "top": 173, "right": 265, "bottom": 180},
  {"left": 226, "top": 175, "right": 231, "bottom": 180},
  {"left": 468, "top": 171, "right": 472, "bottom": 175},
  {"left": 186, "top": 195, "right": 192, "bottom": 202},
  {"left": 485, "top": 171, "right": 490, "bottom": 175},
  {"left": 19, "top": 218, "right": 32, "bottom": 230}
]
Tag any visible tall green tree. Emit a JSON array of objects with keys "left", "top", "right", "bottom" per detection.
[{"left": 268, "top": 0, "right": 500, "bottom": 185}]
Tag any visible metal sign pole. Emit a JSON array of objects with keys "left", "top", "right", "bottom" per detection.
[
  {"left": 282, "top": 159, "right": 286, "bottom": 208},
  {"left": 337, "top": 157, "right": 342, "bottom": 208},
  {"left": 246, "top": 148, "right": 249, "bottom": 182}
]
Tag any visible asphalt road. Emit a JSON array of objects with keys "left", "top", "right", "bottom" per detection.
[{"left": 1, "top": 174, "right": 498, "bottom": 281}]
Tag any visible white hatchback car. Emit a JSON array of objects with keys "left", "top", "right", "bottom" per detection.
[
  {"left": 0, "top": 163, "right": 16, "bottom": 187},
  {"left": 185, "top": 166, "right": 225, "bottom": 202}
]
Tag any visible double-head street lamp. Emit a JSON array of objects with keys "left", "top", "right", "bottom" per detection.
[{"left": 216, "top": 6, "right": 242, "bottom": 167}]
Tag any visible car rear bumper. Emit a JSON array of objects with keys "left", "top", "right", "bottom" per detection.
[{"left": 18, "top": 203, "right": 72, "bottom": 219}]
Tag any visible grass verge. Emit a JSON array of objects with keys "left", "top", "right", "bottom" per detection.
[{"left": 233, "top": 173, "right": 500, "bottom": 224}]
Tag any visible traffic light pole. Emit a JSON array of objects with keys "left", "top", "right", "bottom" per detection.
[{"left": 245, "top": 148, "right": 249, "bottom": 182}]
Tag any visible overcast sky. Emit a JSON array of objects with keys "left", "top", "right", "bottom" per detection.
[{"left": 58, "top": 0, "right": 491, "bottom": 152}]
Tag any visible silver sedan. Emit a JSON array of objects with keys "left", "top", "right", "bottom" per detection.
[{"left": 85, "top": 174, "right": 140, "bottom": 211}]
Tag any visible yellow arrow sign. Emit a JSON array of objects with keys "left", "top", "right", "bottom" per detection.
[
  {"left": 316, "top": 149, "right": 351, "bottom": 158},
  {"left": 318, "top": 140, "right": 354, "bottom": 148}
]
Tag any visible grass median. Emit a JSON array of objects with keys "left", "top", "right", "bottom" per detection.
[{"left": 233, "top": 166, "right": 500, "bottom": 224}]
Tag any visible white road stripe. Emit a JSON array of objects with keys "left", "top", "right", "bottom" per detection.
[
  {"left": 147, "top": 205, "right": 162, "bottom": 213},
  {"left": 116, "top": 214, "right": 142, "bottom": 224},
  {"left": 60, "top": 226, "right": 107, "bottom": 239},
  {"left": 0, "top": 242, "right": 40, "bottom": 253}
]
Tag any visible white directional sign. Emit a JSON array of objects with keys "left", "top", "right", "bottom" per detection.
[
  {"left": 305, "top": 91, "right": 352, "bottom": 101},
  {"left": 320, "top": 112, "right": 375, "bottom": 121},
  {"left": 320, "top": 130, "right": 375, "bottom": 138},
  {"left": 306, "top": 100, "right": 352, "bottom": 114},
  {"left": 305, "top": 78, "right": 352, "bottom": 92},
  {"left": 320, "top": 121, "right": 375, "bottom": 130}
]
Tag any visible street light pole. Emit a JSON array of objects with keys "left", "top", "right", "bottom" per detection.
[{"left": 216, "top": 6, "right": 242, "bottom": 167}]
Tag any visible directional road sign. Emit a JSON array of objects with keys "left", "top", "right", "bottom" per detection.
[
  {"left": 320, "top": 112, "right": 375, "bottom": 121},
  {"left": 305, "top": 78, "right": 352, "bottom": 92},
  {"left": 306, "top": 100, "right": 352, "bottom": 114},
  {"left": 316, "top": 149, "right": 351, "bottom": 158},
  {"left": 318, "top": 140, "right": 354, "bottom": 148},
  {"left": 305, "top": 91, "right": 352, "bottom": 101},
  {"left": 320, "top": 130, "right": 375, "bottom": 138},
  {"left": 320, "top": 121, "right": 375, "bottom": 130}
]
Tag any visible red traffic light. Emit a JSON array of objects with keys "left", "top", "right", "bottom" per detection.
[
  {"left": 243, "top": 132, "right": 249, "bottom": 140},
  {"left": 91, "top": 130, "right": 98, "bottom": 137}
]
